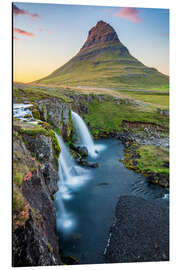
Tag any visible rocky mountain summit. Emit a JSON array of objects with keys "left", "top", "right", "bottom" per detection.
[{"left": 79, "top": 20, "right": 123, "bottom": 53}]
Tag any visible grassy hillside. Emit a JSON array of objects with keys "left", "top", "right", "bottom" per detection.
[{"left": 35, "top": 43, "right": 169, "bottom": 89}]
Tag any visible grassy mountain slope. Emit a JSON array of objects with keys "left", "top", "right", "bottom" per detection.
[
  {"left": 35, "top": 20, "right": 168, "bottom": 89},
  {"left": 36, "top": 42, "right": 168, "bottom": 89}
]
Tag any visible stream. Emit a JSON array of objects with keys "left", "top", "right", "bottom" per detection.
[{"left": 55, "top": 137, "right": 168, "bottom": 264}]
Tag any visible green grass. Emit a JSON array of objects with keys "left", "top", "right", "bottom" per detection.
[
  {"left": 48, "top": 129, "right": 61, "bottom": 162},
  {"left": 151, "top": 84, "right": 169, "bottom": 92},
  {"left": 13, "top": 85, "right": 72, "bottom": 103},
  {"left": 13, "top": 188, "right": 25, "bottom": 213},
  {"left": 19, "top": 123, "right": 49, "bottom": 136},
  {"left": 83, "top": 100, "right": 169, "bottom": 136},
  {"left": 136, "top": 145, "right": 169, "bottom": 175},
  {"left": 117, "top": 89, "right": 169, "bottom": 108},
  {"left": 36, "top": 43, "right": 169, "bottom": 89}
]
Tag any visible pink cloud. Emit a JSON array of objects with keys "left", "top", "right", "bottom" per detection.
[
  {"left": 13, "top": 28, "right": 35, "bottom": 37},
  {"left": 13, "top": 36, "right": 19, "bottom": 40},
  {"left": 114, "top": 7, "right": 142, "bottom": 23},
  {"left": 13, "top": 4, "right": 41, "bottom": 19}
]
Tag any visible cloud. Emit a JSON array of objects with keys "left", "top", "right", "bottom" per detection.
[
  {"left": 13, "top": 36, "right": 19, "bottom": 40},
  {"left": 114, "top": 7, "right": 142, "bottom": 23},
  {"left": 13, "top": 4, "right": 41, "bottom": 19},
  {"left": 13, "top": 27, "right": 35, "bottom": 37}
]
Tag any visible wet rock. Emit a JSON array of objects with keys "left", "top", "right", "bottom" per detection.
[
  {"left": 97, "top": 182, "right": 109, "bottom": 186},
  {"left": 80, "top": 159, "right": 98, "bottom": 168},
  {"left": 76, "top": 146, "right": 88, "bottom": 157}
]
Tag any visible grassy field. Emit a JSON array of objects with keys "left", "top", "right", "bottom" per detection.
[
  {"left": 117, "top": 89, "right": 169, "bottom": 108},
  {"left": 135, "top": 145, "right": 169, "bottom": 175},
  {"left": 83, "top": 99, "right": 169, "bottom": 137}
]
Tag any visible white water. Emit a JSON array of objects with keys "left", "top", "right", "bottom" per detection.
[
  {"left": 55, "top": 133, "right": 91, "bottom": 200},
  {"left": 55, "top": 132, "right": 91, "bottom": 232},
  {"left": 13, "top": 103, "right": 40, "bottom": 124},
  {"left": 71, "top": 110, "right": 106, "bottom": 158},
  {"left": 13, "top": 103, "right": 33, "bottom": 121}
]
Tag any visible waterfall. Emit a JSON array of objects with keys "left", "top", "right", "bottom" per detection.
[
  {"left": 55, "top": 133, "right": 90, "bottom": 198},
  {"left": 71, "top": 111, "right": 97, "bottom": 157},
  {"left": 71, "top": 110, "right": 106, "bottom": 158},
  {"left": 54, "top": 132, "right": 91, "bottom": 232}
]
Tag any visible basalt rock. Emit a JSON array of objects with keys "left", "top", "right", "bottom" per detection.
[
  {"left": 13, "top": 123, "right": 62, "bottom": 266},
  {"left": 105, "top": 196, "right": 169, "bottom": 263},
  {"left": 80, "top": 159, "right": 98, "bottom": 168},
  {"left": 79, "top": 20, "right": 122, "bottom": 54}
]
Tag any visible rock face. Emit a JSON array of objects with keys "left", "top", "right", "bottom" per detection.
[
  {"left": 13, "top": 123, "right": 62, "bottom": 266},
  {"left": 105, "top": 196, "right": 169, "bottom": 263},
  {"left": 79, "top": 20, "right": 121, "bottom": 53}
]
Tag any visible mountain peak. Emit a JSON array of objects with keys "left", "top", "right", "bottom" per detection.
[{"left": 79, "top": 21, "right": 120, "bottom": 54}]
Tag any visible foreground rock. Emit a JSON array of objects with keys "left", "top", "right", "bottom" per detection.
[
  {"left": 105, "top": 196, "right": 169, "bottom": 263},
  {"left": 13, "top": 121, "right": 62, "bottom": 266}
]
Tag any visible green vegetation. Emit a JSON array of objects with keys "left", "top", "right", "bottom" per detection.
[
  {"left": 117, "top": 89, "right": 169, "bottom": 108},
  {"left": 13, "top": 188, "right": 25, "bottom": 213},
  {"left": 54, "top": 127, "right": 61, "bottom": 135},
  {"left": 136, "top": 145, "right": 169, "bottom": 175},
  {"left": 47, "top": 243, "right": 53, "bottom": 253},
  {"left": 123, "top": 144, "right": 169, "bottom": 187},
  {"left": 19, "top": 124, "right": 49, "bottom": 136},
  {"left": 31, "top": 107, "right": 41, "bottom": 119},
  {"left": 14, "top": 172, "right": 23, "bottom": 186},
  {"left": 13, "top": 188, "right": 29, "bottom": 230},
  {"left": 13, "top": 85, "right": 72, "bottom": 103},
  {"left": 36, "top": 43, "right": 168, "bottom": 89},
  {"left": 48, "top": 129, "right": 61, "bottom": 162},
  {"left": 151, "top": 84, "right": 169, "bottom": 92},
  {"left": 83, "top": 99, "right": 169, "bottom": 137},
  {"left": 13, "top": 148, "right": 29, "bottom": 187}
]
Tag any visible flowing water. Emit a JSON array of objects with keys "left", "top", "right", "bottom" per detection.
[
  {"left": 13, "top": 103, "right": 40, "bottom": 124},
  {"left": 54, "top": 137, "right": 168, "bottom": 264},
  {"left": 71, "top": 111, "right": 105, "bottom": 158}
]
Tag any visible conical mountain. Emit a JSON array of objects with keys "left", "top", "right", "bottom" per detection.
[{"left": 36, "top": 21, "right": 168, "bottom": 88}]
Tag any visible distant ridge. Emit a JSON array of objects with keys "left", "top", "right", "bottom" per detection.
[{"left": 36, "top": 21, "right": 169, "bottom": 88}]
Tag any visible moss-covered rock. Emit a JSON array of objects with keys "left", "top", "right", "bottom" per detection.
[
  {"left": 122, "top": 144, "right": 169, "bottom": 187},
  {"left": 48, "top": 129, "right": 61, "bottom": 166},
  {"left": 13, "top": 188, "right": 29, "bottom": 230}
]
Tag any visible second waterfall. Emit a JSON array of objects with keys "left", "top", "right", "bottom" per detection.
[{"left": 71, "top": 110, "right": 105, "bottom": 158}]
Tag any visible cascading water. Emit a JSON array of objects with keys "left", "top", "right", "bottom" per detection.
[
  {"left": 55, "top": 133, "right": 90, "bottom": 192},
  {"left": 13, "top": 103, "right": 40, "bottom": 124},
  {"left": 71, "top": 110, "right": 105, "bottom": 158},
  {"left": 54, "top": 132, "right": 91, "bottom": 231},
  {"left": 13, "top": 103, "right": 34, "bottom": 121}
]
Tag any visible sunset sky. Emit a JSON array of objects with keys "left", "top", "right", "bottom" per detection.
[{"left": 13, "top": 2, "right": 169, "bottom": 83}]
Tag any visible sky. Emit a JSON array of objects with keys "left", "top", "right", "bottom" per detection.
[{"left": 13, "top": 2, "right": 169, "bottom": 83}]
